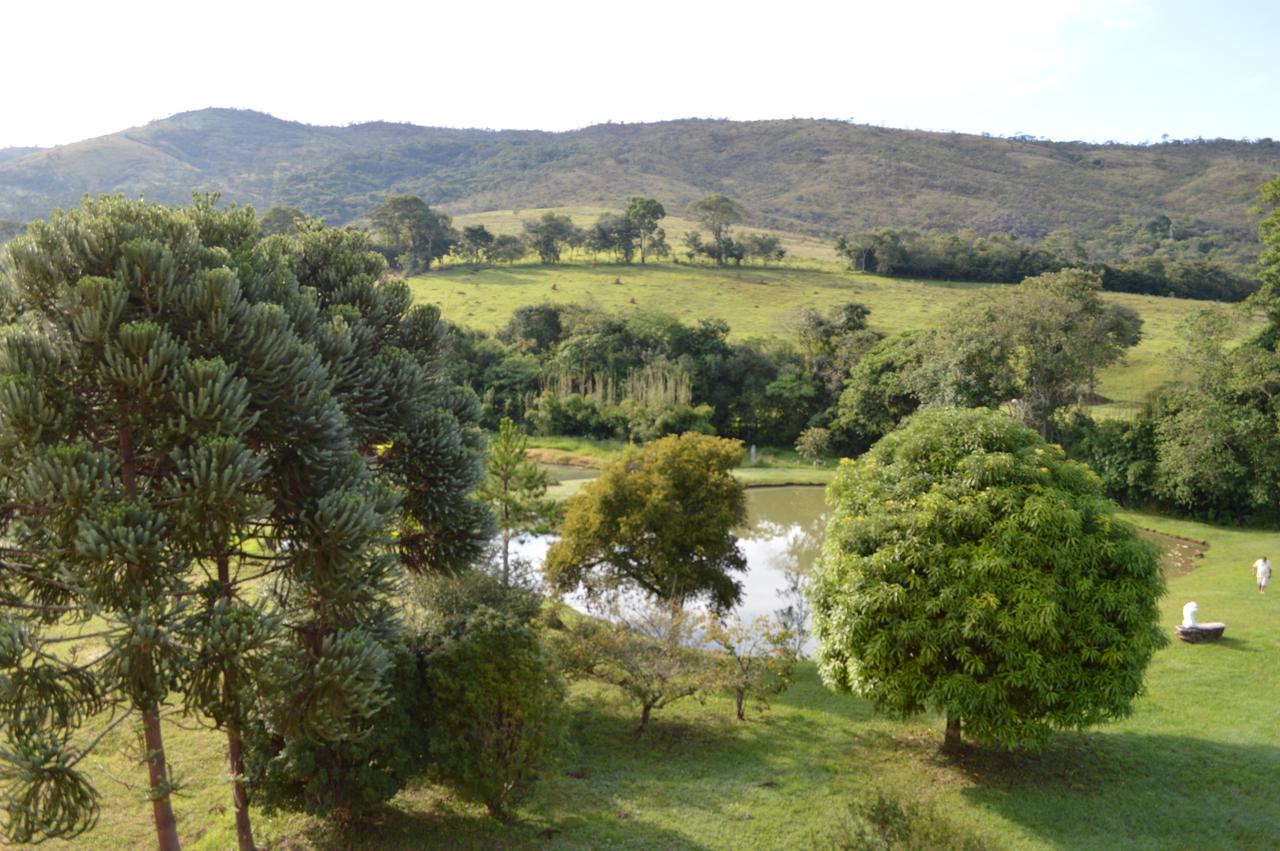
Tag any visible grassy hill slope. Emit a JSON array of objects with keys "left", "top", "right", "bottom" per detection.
[{"left": 2, "top": 110, "right": 1277, "bottom": 253}]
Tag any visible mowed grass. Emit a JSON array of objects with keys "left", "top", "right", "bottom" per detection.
[
  {"left": 410, "top": 253, "right": 1255, "bottom": 416},
  {"left": 38, "top": 509, "right": 1280, "bottom": 850}
]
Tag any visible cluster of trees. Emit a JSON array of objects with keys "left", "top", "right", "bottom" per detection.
[
  {"left": 442, "top": 268, "right": 1141, "bottom": 459},
  {"left": 835, "top": 224, "right": 1256, "bottom": 301},
  {"left": 444, "top": 299, "right": 881, "bottom": 449},
  {"left": 1057, "top": 177, "right": 1280, "bottom": 522},
  {"left": 0, "top": 197, "right": 557, "bottom": 848}
]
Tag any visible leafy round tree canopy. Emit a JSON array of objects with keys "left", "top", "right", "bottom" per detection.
[{"left": 811, "top": 407, "right": 1166, "bottom": 749}]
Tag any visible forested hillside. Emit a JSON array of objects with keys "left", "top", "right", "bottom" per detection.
[{"left": 2, "top": 108, "right": 1277, "bottom": 258}]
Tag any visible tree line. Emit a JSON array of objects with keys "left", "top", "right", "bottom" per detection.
[{"left": 835, "top": 222, "right": 1257, "bottom": 302}]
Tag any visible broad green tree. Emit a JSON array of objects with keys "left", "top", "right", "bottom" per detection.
[
  {"left": 544, "top": 433, "right": 747, "bottom": 610},
  {"left": 258, "top": 205, "right": 305, "bottom": 236},
  {"left": 914, "top": 269, "right": 1141, "bottom": 437},
  {"left": 624, "top": 197, "right": 666, "bottom": 264},
  {"left": 477, "top": 418, "right": 555, "bottom": 585},
  {"left": 811, "top": 407, "right": 1166, "bottom": 752},
  {"left": 688, "top": 194, "right": 747, "bottom": 266},
  {"left": 369, "top": 194, "right": 456, "bottom": 272},
  {"left": 522, "top": 212, "right": 580, "bottom": 264},
  {"left": 459, "top": 224, "right": 495, "bottom": 266}
]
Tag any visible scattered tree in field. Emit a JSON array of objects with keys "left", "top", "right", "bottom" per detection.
[
  {"left": 704, "top": 614, "right": 796, "bottom": 720},
  {"left": 794, "top": 426, "right": 831, "bottom": 464},
  {"left": 689, "top": 194, "right": 747, "bottom": 266},
  {"left": 742, "top": 232, "right": 785, "bottom": 265},
  {"left": 522, "top": 212, "right": 581, "bottom": 264},
  {"left": 369, "top": 194, "right": 456, "bottom": 272},
  {"left": 811, "top": 407, "right": 1167, "bottom": 752},
  {"left": 417, "top": 604, "right": 566, "bottom": 817},
  {"left": 585, "top": 213, "right": 636, "bottom": 262},
  {"left": 459, "top": 224, "right": 495, "bottom": 266},
  {"left": 555, "top": 596, "right": 712, "bottom": 731},
  {"left": 488, "top": 233, "right": 527, "bottom": 264},
  {"left": 624, "top": 197, "right": 666, "bottom": 264},
  {"left": 477, "top": 418, "right": 556, "bottom": 586},
  {"left": 544, "top": 433, "right": 748, "bottom": 610},
  {"left": 681, "top": 230, "right": 704, "bottom": 263}
]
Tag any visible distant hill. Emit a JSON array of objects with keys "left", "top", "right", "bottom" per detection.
[{"left": 2, "top": 108, "right": 1278, "bottom": 254}]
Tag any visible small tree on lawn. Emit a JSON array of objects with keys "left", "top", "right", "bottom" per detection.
[
  {"left": 810, "top": 407, "right": 1166, "bottom": 753},
  {"left": 543, "top": 433, "right": 748, "bottom": 611},
  {"left": 555, "top": 596, "right": 712, "bottom": 732},
  {"left": 477, "top": 418, "right": 555, "bottom": 586},
  {"left": 795, "top": 426, "right": 831, "bottom": 465},
  {"left": 704, "top": 614, "right": 797, "bottom": 721}
]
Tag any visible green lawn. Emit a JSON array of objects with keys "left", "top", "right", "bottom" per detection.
[
  {"left": 409, "top": 258, "right": 1254, "bottom": 417},
  {"left": 42, "top": 509, "right": 1280, "bottom": 850}
]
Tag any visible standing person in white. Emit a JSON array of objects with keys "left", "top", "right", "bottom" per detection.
[{"left": 1253, "top": 556, "right": 1271, "bottom": 594}]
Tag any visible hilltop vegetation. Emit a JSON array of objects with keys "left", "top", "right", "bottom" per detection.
[{"left": 1, "top": 109, "right": 1277, "bottom": 264}]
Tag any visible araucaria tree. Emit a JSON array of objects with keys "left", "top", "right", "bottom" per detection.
[
  {"left": 477, "top": 417, "right": 555, "bottom": 586},
  {"left": 810, "top": 407, "right": 1166, "bottom": 752},
  {"left": 544, "top": 432, "right": 748, "bottom": 610},
  {"left": 0, "top": 196, "right": 334, "bottom": 850}
]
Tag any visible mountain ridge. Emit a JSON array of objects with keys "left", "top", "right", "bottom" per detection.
[{"left": 1, "top": 108, "right": 1277, "bottom": 254}]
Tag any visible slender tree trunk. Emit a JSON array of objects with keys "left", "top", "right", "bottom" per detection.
[
  {"left": 217, "top": 555, "right": 256, "bottom": 851},
  {"left": 638, "top": 703, "right": 652, "bottom": 733},
  {"left": 943, "top": 716, "right": 962, "bottom": 753},
  {"left": 501, "top": 528, "right": 511, "bottom": 587},
  {"left": 735, "top": 691, "right": 746, "bottom": 721},
  {"left": 226, "top": 719, "right": 255, "bottom": 851},
  {"left": 122, "top": 426, "right": 181, "bottom": 851},
  {"left": 143, "top": 707, "right": 182, "bottom": 851}
]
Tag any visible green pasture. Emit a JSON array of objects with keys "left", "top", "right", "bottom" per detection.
[{"left": 42, "top": 508, "right": 1280, "bottom": 850}]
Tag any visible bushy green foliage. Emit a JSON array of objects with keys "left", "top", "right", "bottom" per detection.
[
  {"left": 812, "top": 407, "right": 1167, "bottom": 750},
  {"left": 818, "top": 789, "right": 994, "bottom": 851},
  {"left": 545, "top": 433, "right": 748, "bottom": 609},
  {"left": 416, "top": 605, "right": 567, "bottom": 817}
]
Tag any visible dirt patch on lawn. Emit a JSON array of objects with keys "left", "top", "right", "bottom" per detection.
[
  {"left": 1135, "top": 527, "right": 1208, "bottom": 579},
  {"left": 525, "top": 448, "right": 604, "bottom": 468}
]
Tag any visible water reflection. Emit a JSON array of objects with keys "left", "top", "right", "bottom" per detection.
[{"left": 510, "top": 485, "right": 829, "bottom": 646}]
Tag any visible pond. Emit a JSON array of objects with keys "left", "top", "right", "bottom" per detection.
[{"left": 511, "top": 481, "right": 830, "bottom": 641}]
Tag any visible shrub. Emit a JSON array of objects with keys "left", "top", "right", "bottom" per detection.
[{"left": 418, "top": 606, "right": 567, "bottom": 817}]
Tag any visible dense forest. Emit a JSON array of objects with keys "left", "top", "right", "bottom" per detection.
[{"left": 1, "top": 109, "right": 1277, "bottom": 268}]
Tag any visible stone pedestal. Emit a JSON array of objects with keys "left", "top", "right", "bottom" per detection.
[{"left": 1176, "top": 622, "right": 1225, "bottom": 643}]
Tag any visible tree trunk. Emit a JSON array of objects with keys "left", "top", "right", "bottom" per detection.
[
  {"left": 943, "top": 716, "right": 962, "bottom": 754},
  {"left": 735, "top": 691, "right": 746, "bottom": 721},
  {"left": 226, "top": 721, "right": 255, "bottom": 851},
  {"left": 143, "top": 708, "right": 182, "bottom": 851},
  {"left": 638, "top": 703, "right": 652, "bottom": 733},
  {"left": 217, "top": 555, "right": 256, "bottom": 851}
]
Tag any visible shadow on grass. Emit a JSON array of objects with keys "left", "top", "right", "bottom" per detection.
[{"left": 954, "top": 732, "right": 1280, "bottom": 848}]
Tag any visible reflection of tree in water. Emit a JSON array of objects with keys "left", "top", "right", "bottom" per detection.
[{"left": 738, "top": 495, "right": 828, "bottom": 657}]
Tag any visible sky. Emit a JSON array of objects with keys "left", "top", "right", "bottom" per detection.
[{"left": 1, "top": 0, "right": 1276, "bottom": 149}]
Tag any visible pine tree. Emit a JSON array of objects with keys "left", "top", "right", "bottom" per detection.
[
  {"left": 239, "top": 217, "right": 490, "bottom": 825},
  {"left": 477, "top": 417, "right": 555, "bottom": 586}
]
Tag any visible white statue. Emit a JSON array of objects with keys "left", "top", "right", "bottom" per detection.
[{"left": 1182, "top": 601, "right": 1198, "bottom": 628}]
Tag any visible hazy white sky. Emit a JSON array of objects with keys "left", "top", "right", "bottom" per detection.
[{"left": 1, "top": 0, "right": 1275, "bottom": 148}]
